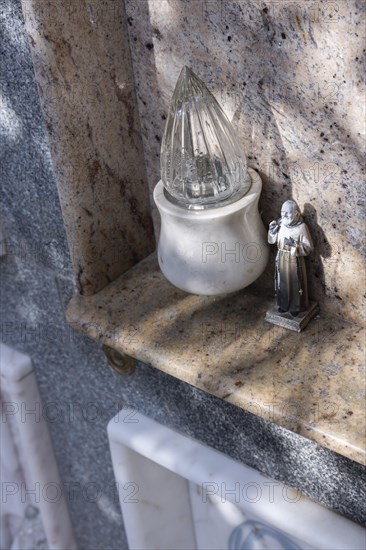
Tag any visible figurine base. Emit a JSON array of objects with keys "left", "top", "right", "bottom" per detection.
[{"left": 264, "top": 302, "right": 319, "bottom": 333}]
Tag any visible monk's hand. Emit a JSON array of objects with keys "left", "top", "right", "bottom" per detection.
[
  {"left": 284, "top": 237, "right": 296, "bottom": 247},
  {"left": 269, "top": 220, "right": 278, "bottom": 232}
]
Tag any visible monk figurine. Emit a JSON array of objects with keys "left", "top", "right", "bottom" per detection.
[{"left": 267, "top": 200, "right": 315, "bottom": 324}]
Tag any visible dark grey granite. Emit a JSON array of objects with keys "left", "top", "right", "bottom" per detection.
[
  {"left": 1, "top": 3, "right": 365, "bottom": 550},
  {"left": 0, "top": 0, "right": 72, "bottom": 278}
]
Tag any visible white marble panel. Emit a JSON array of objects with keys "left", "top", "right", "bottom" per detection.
[
  {"left": 108, "top": 408, "right": 366, "bottom": 550},
  {"left": 189, "top": 481, "right": 312, "bottom": 550},
  {"left": 0, "top": 344, "right": 77, "bottom": 550}
]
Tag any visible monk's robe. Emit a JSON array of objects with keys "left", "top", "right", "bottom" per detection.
[{"left": 268, "top": 220, "right": 313, "bottom": 314}]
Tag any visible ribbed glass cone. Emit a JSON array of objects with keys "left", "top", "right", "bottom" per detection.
[{"left": 161, "top": 66, "right": 251, "bottom": 210}]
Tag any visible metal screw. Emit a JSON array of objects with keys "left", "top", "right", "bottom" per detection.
[{"left": 102, "top": 345, "right": 136, "bottom": 375}]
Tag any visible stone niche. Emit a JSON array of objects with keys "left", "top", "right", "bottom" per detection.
[
  {"left": 21, "top": 0, "right": 366, "bottom": 469},
  {"left": 22, "top": 0, "right": 365, "bottom": 326},
  {"left": 125, "top": 0, "right": 365, "bottom": 326}
]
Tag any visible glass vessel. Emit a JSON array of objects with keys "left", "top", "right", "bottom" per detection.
[{"left": 161, "top": 66, "right": 251, "bottom": 210}]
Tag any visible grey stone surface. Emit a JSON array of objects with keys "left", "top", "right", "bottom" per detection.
[
  {"left": 1, "top": 2, "right": 365, "bottom": 550},
  {"left": 0, "top": 0, "right": 72, "bottom": 279}
]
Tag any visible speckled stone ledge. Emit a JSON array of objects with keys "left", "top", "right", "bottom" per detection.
[{"left": 67, "top": 253, "right": 365, "bottom": 466}]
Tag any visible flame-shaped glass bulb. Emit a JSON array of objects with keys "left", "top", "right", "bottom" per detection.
[{"left": 161, "top": 66, "right": 251, "bottom": 210}]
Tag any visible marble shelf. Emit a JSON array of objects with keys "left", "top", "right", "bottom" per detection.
[{"left": 67, "top": 253, "right": 365, "bottom": 466}]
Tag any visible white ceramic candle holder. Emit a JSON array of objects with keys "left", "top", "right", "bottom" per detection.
[{"left": 154, "top": 167, "right": 269, "bottom": 295}]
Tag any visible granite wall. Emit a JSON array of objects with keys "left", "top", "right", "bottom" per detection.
[
  {"left": 1, "top": 1, "right": 365, "bottom": 549},
  {"left": 125, "top": 0, "right": 366, "bottom": 325}
]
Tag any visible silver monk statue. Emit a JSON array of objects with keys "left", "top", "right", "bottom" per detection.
[{"left": 268, "top": 200, "right": 314, "bottom": 316}]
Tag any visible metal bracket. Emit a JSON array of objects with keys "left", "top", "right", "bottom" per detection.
[{"left": 102, "top": 345, "right": 136, "bottom": 375}]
